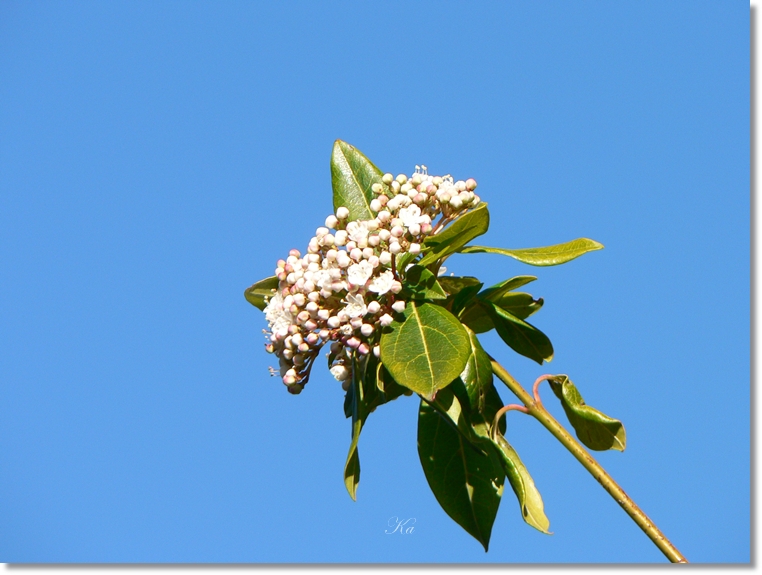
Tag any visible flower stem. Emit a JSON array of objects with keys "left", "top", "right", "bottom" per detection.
[{"left": 489, "top": 358, "right": 688, "bottom": 564}]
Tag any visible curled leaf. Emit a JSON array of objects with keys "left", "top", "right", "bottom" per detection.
[{"left": 547, "top": 375, "right": 626, "bottom": 452}]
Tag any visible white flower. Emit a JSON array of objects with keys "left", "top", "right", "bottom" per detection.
[
  {"left": 330, "top": 364, "right": 350, "bottom": 381},
  {"left": 264, "top": 292, "right": 294, "bottom": 336},
  {"left": 397, "top": 204, "right": 428, "bottom": 230},
  {"left": 346, "top": 221, "right": 370, "bottom": 243},
  {"left": 368, "top": 270, "right": 395, "bottom": 295},
  {"left": 342, "top": 293, "right": 368, "bottom": 319},
  {"left": 347, "top": 260, "right": 374, "bottom": 286}
]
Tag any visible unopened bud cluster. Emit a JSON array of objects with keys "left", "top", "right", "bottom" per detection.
[{"left": 263, "top": 166, "right": 479, "bottom": 394}]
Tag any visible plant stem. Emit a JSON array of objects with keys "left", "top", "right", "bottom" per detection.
[{"left": 489, "top": 358, "right": 688, "bottom": 564}]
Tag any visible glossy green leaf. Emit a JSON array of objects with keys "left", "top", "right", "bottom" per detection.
[
  {"left": 418, "top": 389, "right": 505, "bottom": 551},
  {"left": 343, "top": 354, "right": 381, "bottom": 500},
  {"left": 402, "top": 265, "right": 448, "bottom": 300},
  {"left": 438, "top": 276, "right": 483, "bottom": 297},
  {"left": 459, "top": 301, "right": 494, "bottom": 334},
  {"left": 491, "top": 432, "right": 551, "bottom": 534},
  {"left": 485, "top": 301, "right": 553, "bottom": 364},
  {"left": 488, "top": 292, "right": 544, "bottom": 321},
  {"left": 418, "top": 203, "right": 490, "bottom": 267},
  {"left": 330, "top": 140, "right": 384, "bottom": 222},
  {"left": 548, "top": 375, "right": 626, "bottom": 452},
  {"left": 459, "top": 238, "right": 604, "bottom": 266},
  {"left": 244, "top": 276, "right": 279, "bottom": 311},
  {"left": 438, "top": 276, "right": 483, "bottom": 316},
  {"left": 478, "top": 275, "right": 537, "bottom": 301},
  {"left": 460, "top": 327, "right": 493, "bottom": 413},
  {"left": 380, "top": 302, "right": 471, "bottom": 400}
]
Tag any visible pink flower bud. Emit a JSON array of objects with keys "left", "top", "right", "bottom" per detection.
[
  {"left": 357, "top": 343, "right": 370, "bottom": 355},
  {"left": 367, "top": 301, "right": 381, "bottom": 314},
  {"left": 289, "top": 249, "right": 301, "bottom": 258},
  {"left": 360, "top": 324, "right": 374, "bottom": 337},
  {"left": 466, "top": 178, "right": 477, "bottom": 191}
]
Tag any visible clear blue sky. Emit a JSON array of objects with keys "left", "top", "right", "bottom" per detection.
[{"left": 0, "top": 1, "right": 749, "bottom": 564}]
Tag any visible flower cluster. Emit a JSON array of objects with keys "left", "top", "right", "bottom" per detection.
[{"left": 263, "top": 166, "right": 480, "bottom": 394}]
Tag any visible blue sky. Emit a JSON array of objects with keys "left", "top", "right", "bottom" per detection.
[{"left": 0, "top": 1, "right": 749, "bottom": 564}]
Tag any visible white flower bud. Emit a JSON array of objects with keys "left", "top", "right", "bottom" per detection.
[
  {"left": 318, "top": 309, "right": 331, "bottom": 320},
  {"left": 382, "top": 173, "right": 394, "bottom": 184},
  {"left": 408, "top": 223, "right": 421, "bottom": 237},
  {"left": 362, "top": 247, "right": 374, "bottom": 259},
  {"left": 379, "top": 313, "right": 394, "bottom": 327},
  {"left": 409, "top": 243, "right": 421, "bottom": 255},
  {"left": 350, "top": 317, "right": 363, "bottom": 329},
  {"left": 370, "top": 199, "right": 382, "bottom": 212},
  {"left": 334, "top": 230, "right": 348, "bottom": 246},
  {"left": 396, "top": 174, "right": 407, "bottom": 185},
  {"left": 371, "top": 182, "right": 384, "bottom": 194},
  {"left": 293, "top": 293, "right": 306, "bottom": 307},
  {"left": 391, "top": 180, "right": 401, "bottom": 193},
  {"left": 367, "top": 301, "right": 381, "bottom": 314},
  {"left": 377, "top": 210, "right": 391, "bottom": 223},
  {"left": 379, "top": 251, "right": 392, "bottom": 265},
  {"left": 373, "top": 345, "right": 381, "bottom": 357},
  {"left": 327, "top": 316, "right": 340, "bottom": 328},
  {"left": 390, "top": 281, "right": 402, "bottom": 294},
  {"left": 466, "top": 178, "right": 477, "bottom": 191},
  {"left": 360, "top": 323, "right": 374, "bottom": 336},
  {"left": 336, "top": 207, "right": 350, "bottom": 220},
  {"left": 368, "top": 235, "right": 381, "bottom": 247},
  {"left": 325, "top": 215, "right": 339, "bottom": 229},
  {"left": 391, "top": 225, "right": 404, "bottom": 238},
  {"left": 315, "top": 227, "right": 329, "bottom": 238},
  {"left": 350, "top": 248, "right": 363, "bottom": 262},
  {"left": 391, "top": 300, "right": 406, "bottom": 313},
  {"left": 389, "top": 242, "right": 402, "bottom": 254},
  {"left": 378, "top": 229, "right": 391, "bottom": 242}
]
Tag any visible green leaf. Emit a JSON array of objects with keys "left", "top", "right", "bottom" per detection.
[
  {"left": 418, "top": 390, "right": 505, "bottom": 551},
  {"left": 380, "top": 301, "right": 471, "bottom": 400},
  {"left": 478, "top": 275, "right": 537, "bottom": 301},
  {"left": 244, "top": 276, "right": 279, "bottom": 311},
  {"left": 459, "top": 238, "right": 604, "bottom": 266},
  {"left": 402, "top": 265, "right": 448, "bottom": 301},
  {"left": 548, "top": 375, "right": 626, "bottom": 452},
  {"left": 488, "top": 292, "right": 544, "bottom": 321},
  {"left": 418, "top": 203, "right": 490, "bottom": 267},
  {"left": 460, "top": 327, "right": 493, "bottom": 414},
  {"left": 438, "top": 276, "right": 483, "bottom": 297},
  {"left": 330, "top": 140, "right": 384, "bottom": 222},
  {"left": 459, "top": 301, "right": 494, "bottom": 334},
  {"left": 343, "top": 354, "right": 381, "bottom": 500},
  {"left": 491, "top": 432, "right": 551, "bottom": 534},
  {"left": 485, "top": 301, "right": 553, "bottom": 364}
]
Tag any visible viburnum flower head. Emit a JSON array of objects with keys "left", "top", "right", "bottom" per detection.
[{"left": 260, "top": 164, "right": 480, "bottom": 394}]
